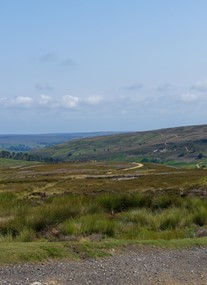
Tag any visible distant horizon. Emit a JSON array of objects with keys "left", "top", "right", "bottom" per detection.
[{"left": 1, "top": 122, "right": 207, "bottom": 136}]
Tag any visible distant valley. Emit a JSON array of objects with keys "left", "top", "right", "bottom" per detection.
[{"left": 0, "top": 132, "right": 116, "bottom": 151}]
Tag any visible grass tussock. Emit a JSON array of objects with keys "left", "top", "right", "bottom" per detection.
[
  {"left": 0, "top": 191, "right": 206, "bottom": 243},
  {"left": 61, "top": 214, "right": 115, "bottom": 237}
]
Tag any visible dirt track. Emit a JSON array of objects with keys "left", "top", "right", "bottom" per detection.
[
  {"left": 0, "top": 246, "right": 207, "bottom": 285},
  {"left": 122, "top": 163, "right": 143, "bottom": 171}
]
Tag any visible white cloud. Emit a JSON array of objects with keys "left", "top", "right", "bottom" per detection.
[
  {"left": 84, "top": 95, "right": 103, "bottom": 105},
  {"left": 12, "top": 96, "right": 34, "bottom": 106},
  {"left": 62, "top": 95, "right": 79, "bottom": 108},
  {"left": 0, "top": 97, "right": 8, "bottom": 108},
  {"left": 180, "top": 92, "right": 206, "bottom": 103},
  {"left": 39, "top": 95, "right": 53, "bottom": 106},
  {"left": 0, "top": 92, "right": 185, "bottom": 113},
  {"left": 0, "top": 97, "right": 7, "bottom": 103},
  {"left": 191, "top": 79, "right": 207, "bottom": 92}
]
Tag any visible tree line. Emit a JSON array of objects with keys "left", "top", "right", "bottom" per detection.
[{"left": 0, "top": 150, "right": 59, "bottom": 163}]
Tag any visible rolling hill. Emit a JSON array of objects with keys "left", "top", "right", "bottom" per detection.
[
  {"left": 0, "top": 132, "right": 115, "bottom": 152},
  {"left": 31, "top": 124, "right": 207, "bottom": 165}
]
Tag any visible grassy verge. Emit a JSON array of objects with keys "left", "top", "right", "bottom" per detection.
[{"left": 0, "top": 237, "right": 207, "bottom": 264}]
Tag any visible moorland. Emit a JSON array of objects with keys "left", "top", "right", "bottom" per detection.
[
  {"left": 0, "top": 157, "right": 206, "bottom": 264},
  {"left": 30, "top": 124, "right": 207, "bottom": 168},
  {"left": 0, "top": 124, "right": 207, "bottom": 266}
]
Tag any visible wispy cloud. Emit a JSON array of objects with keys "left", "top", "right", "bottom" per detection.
[
  {"left": 61, "top": 95, "right": 103, "bottom": 108},
  {"left": 39, "top": 53, "right": 57, "bottom": 63},
  {"left": 38, "top": 53, "right": 76, "bottom": 68},
  {"left": 191, "top": 79, "right": 207, "bottom": 92},
  {"left": 61, "top": 59, "right": 76, "bottom": 67},
  {"left": 157, "top": 83, "right": 173, "bottom": 92},
  {"left": 0, "top": 97, "right": 7, "bottom": 103},
  {"left": 35, "top": 83, "right": 54, "bottom": 91},
  {"left": 84, "top": 95, "right": 103, "bottom": 105},
  {"left": 123, "top": 83, "right": 143, "bottom": 91},
  {"left": 180, "top": 92, "right": 207, "bottom": 103},
  {"left": 180, "top": 93, "right": 199, "bottom": 103},
  {"left": 179, "top": 79, "right": 207, "bottom": 103}
]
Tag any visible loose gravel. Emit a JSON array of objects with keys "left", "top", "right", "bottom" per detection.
[{"left": 0, "top": 246, "right": 206, "bottom": 285}]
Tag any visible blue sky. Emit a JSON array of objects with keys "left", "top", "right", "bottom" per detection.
[{"left": 1, "top": 0, "right": 207, "bottom": 134}]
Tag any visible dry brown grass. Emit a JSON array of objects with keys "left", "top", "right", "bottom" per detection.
[{"left": 0, "top": 161, "right": 206, "bottom": 199}]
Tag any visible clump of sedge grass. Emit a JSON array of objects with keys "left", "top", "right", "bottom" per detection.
[
  {"left": 0, "top": 191, "right": 206, "bottom": 242},
  {"left": 61, "top": 214, "right": 115, "bottom": 237}
]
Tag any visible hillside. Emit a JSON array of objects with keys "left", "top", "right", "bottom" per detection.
[
  {"left": 0, "top": 132, "right": 115, "bottom": 152},
  {"left": 31, "top": 124, "right": 207, "bottom": 165}
]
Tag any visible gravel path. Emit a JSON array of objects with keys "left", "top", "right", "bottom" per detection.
[{"left": 0, "top": 246, "right": 206, "bottom": 285}]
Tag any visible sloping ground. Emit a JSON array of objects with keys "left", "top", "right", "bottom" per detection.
[
  {"left": 32, "top": 124, "right": 207, "bottom": 164},
  {"left": 0, "top": 132, "right": 115, "bottom": 151},
  {"left": 0, "top": 246, "right": 206, "bottom": 285}
]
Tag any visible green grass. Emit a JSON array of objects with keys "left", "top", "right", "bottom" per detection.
[
  {"left": 0, "top": 158, "right": 40, "bottom": 167},
  {"left": 0, "top": 192, "right": 206, "bottom": 242},
  {"left": 164, "top": 161, "right": 198, "bottom": 169},
  {"left": 0, "top": 242, "right": 72, "bottom": 264},
  {"left": 0, "top": 237, "right": 207, "bottom": 264},
  {"left": 61, "top": 214, "right": 115, "bottom": 237}
]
